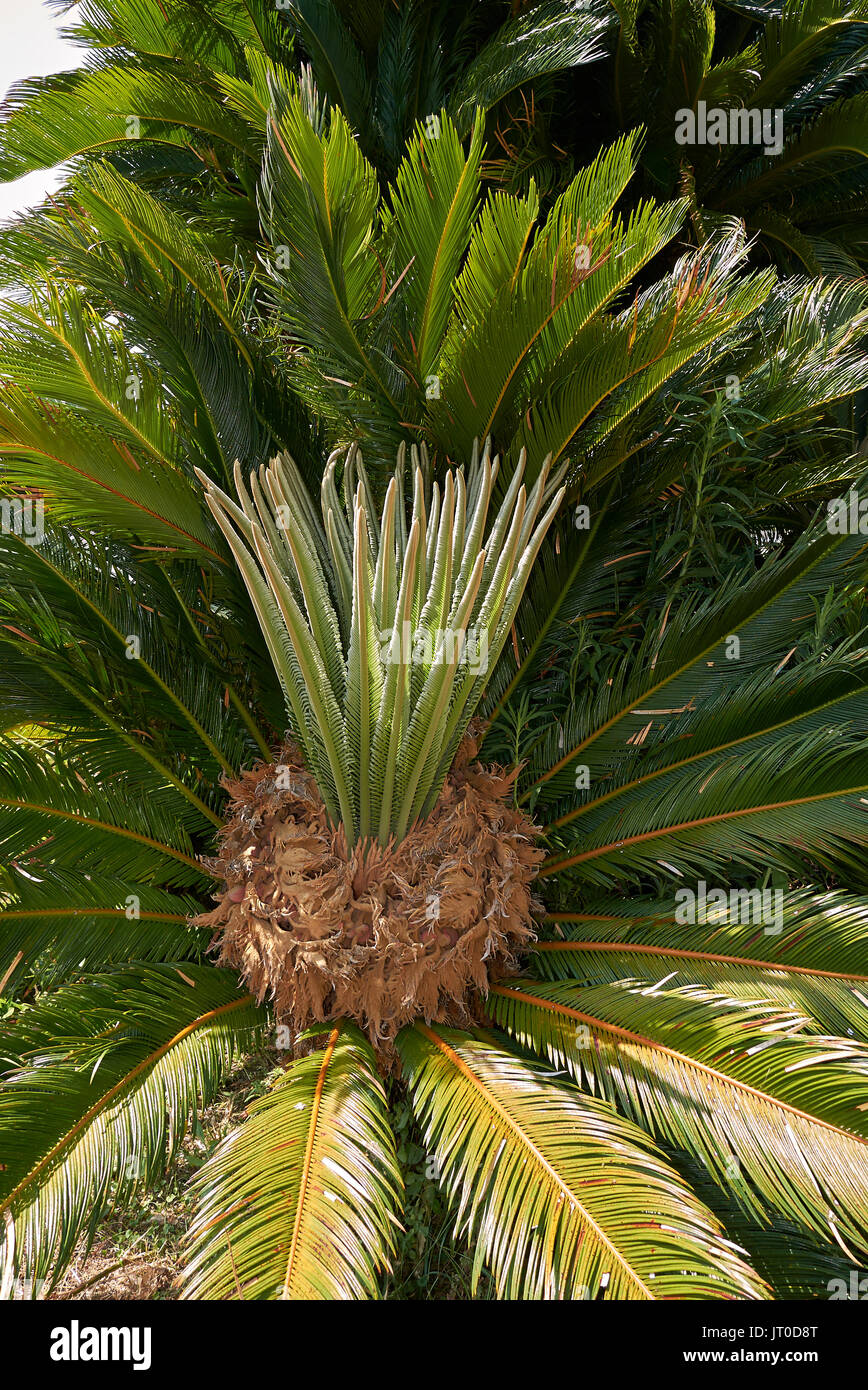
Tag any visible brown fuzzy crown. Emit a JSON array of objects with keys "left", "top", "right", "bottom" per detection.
[{"left": 195, "top": 732, "right": 544, "bottom": 1047}]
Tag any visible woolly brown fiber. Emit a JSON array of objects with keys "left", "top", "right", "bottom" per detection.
[{"left": 195, "top": 731, "right": 543, "bottom": 1048}]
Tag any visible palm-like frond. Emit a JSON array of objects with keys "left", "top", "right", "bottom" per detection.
[
  {"left": 0, "top": 964, "right": 262, "bottom": 1294},
  {"left": 0, "top": 873, "right": 205, "bottom": 988},
  {"left": 447, "top": 0, "right": 615, "bottom": 138},
  {"left": 0, "top": 736, "right": 207, "bottom": 887},
  {"left": 278, "top": 0, "right": 374, "bottom": 141},
  {"left": 396, "top": 1024, "right": 768, "bottom": 1299},
  {"left": 199, "top": 438, "right": 565, "bottom": 840},
  {"left": 675, "top": 1152, "right": 868, "bottom": 1299},
  {"left": 183, "top": 1023, "right": 402, "bottom": 1299},
  {"left": 489, "top": 977, "right": 868, "bottom": 1256},
  {"left": 611, "top": 0, "right": 868, "bottom": 271},
  {"left": 0, "top": 65, "right": 259, "bottom": 181},
  {"left": 533, "top": 886, "right": 868, "bottom": 1037},
  {"left": 528, "top": 498, "right": 868, "bottom": 812}
]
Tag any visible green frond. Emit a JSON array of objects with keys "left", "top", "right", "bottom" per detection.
[
  {"left": 448, "top": 0, "right": 616, "bottom": 137},
  {"left": 200, "top": 437, "right": 565, "bottom": 842},
  {"left": 278, "top": 0, "right": 373, "bottom": 138},
  {"left": 726, "top": 93, "right": 868, "bottom": 208},
  {"left": 396, "top": 1023, "right": 769, "bottom": 1299},
  {"left": 0, "top": 386, "right": 220, "bottom": 558},
  {"left": 258, "top": 73, "right": 391, "bottom": 414},
  {"left": 529, "top": 496, "right": 868, "bottom": 811},
  {"left": 675, "top": 1151, "right": 868, "bottom": 1300},
  {"left": 73, "top": 161, "right": 254, "bottom": 367},
  {"left": 534, "top": 884, "right": 868, "bottom": 1037},
  {"left": 389, "top": 111, "right": 484, "bottom": 381},
  {"left": 0, "top": 964, "right": 262, "bottom": 1293},
  {"left": 489, "top": 977, "right": 868, "bottom": 1257},
  {"left": 0, "top": 736, "right": 210, "bottom": 889},
  {"left": 182, "top": 1023, "right": 402, "bottom": 1299},
  {"left": 0, "top": 64, "right": 258, "bottom": 183},
  {"left": 0, "top": 873, "right": 205, "bottom": 989},
  {"left": 0, "top": 527, "right": 267, "bottom": 778}
]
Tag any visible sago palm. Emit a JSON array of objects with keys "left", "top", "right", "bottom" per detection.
[
  {"left": 1, "top": 37, "right": 868, "bottom": 1300},
  {"left": 603, "top": 0, "right": 868, "bottom": 275},
  {"left": 0, "top": 0, "right": 615, "bottom": 220},
  {"left": 4, "top": 0, "right": 866, "bottom": 275}
]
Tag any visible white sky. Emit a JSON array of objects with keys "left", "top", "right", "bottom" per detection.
[{"left": 0, "top": 0, "right": 84, "bottom": 223}]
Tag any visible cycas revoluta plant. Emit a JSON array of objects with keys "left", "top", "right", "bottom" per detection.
[
  {"left": 3, "top": 0, "right": 867, "bottom": 275},
  {"left": 194, "top": 440, "right": 563, "bottom": 1040},
  {"left": 1, "top": 2, "right": 868, "bottom": 1302},
  {"left": 601, "top": 0, "right": 868, "bottom": 275}
]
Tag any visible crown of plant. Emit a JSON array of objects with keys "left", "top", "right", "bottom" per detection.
[{"left": 198, "top": 439, "right": 566, "bottom": 843}]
